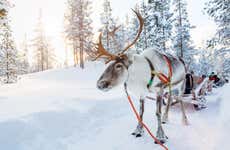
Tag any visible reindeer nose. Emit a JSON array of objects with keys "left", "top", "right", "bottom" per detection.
[{"left": 97, "top": 81, "right": 110, "bottom": 90}]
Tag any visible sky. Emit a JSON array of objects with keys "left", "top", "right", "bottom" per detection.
[{"left": 8, "top": 0, "right": 217, "bottom": 64}]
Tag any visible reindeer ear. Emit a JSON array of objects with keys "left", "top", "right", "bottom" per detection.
[{"left": 127, "top": 53, "right": 138, "bottom": 63}]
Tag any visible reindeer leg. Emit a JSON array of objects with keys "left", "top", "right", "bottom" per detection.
[
  {"left": 132, "top": 97, "right": 145, "bottom": 137},
  {"left": 179, "top": 100, "right": 189, "bottom": 125},
  {"left": 179, "top": 80, "right": 189, "bottom": 125},
  {"left": 155, "top": 90, "right": 168, "bottom": 144},
  {"left": 162, "top": 92, "right": 171, "bottom": 124}
]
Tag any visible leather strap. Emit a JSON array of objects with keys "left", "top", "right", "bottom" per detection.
[{"left": 145, "top": 57, "right": 155, "bottom": 89}]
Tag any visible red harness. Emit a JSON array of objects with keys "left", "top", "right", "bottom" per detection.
[{"left": 154, "top": 55, "right": 173, "bottom": 85}]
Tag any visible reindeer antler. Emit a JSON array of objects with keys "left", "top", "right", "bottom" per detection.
[
  {"left": 0, "top": 9, "right": 7, "bottom": 17},
  {"left": 108, "top": 26, "right": 121, "bottom": 37},
  {"left": 93, "top": 33, "right": 117, "bottom": 63},
  {"left": 108, "top": 25, "right": 121, "bottom": 50},
  {"left": 120, "top": 9, "right": 144, "bottom": 54},
  {"left": 93, "top": 10, "right": 144, "bottom": 64}
]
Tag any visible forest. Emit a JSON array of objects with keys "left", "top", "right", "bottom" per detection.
[{"left": 0, "top": 0, "right": 229, "bottom": 83}]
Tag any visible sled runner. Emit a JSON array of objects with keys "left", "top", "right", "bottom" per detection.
[{"left": 169, "top": 77, "right": 214, "bottom": 110}]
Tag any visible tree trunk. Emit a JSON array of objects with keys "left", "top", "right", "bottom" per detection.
[
  {"left": 37, "top": 52, "right": 40, "bottom": 72},
  {"left": 178, "top": 0, "right": 183, "bottom": 58},
  {"left": 79, "top": 4, "right": 84, "bottom": 69},
  {"left": 6, "top": 51, "right": 9, "bottom": 83},
  {"left": 73, "top": 44, "right": 77, "bottom": 67},
  {"left": 47, "top": 49, "right": 49, "bottom": 69},
  {"left": 41, "top": 47, "right": 44, "bottom": 71},
  {"left": 162, "top": 25, "right": 166, "bottom": 52},
  {"left": 143, "top": 4, "right": 148, "bottom": 49},
  {"left": 64, "top": 40, "right": 68, "bottom": 67},
  {"left": 80, "top": 42, "right": 84, "bottom": 69}
]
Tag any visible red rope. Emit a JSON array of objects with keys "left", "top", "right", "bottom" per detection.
[
  {"left": 127, "top": 95, "right": 169, "bottom": 150},
  {"left": 124, "top": 54, "right": 172, "bottom": 150}
]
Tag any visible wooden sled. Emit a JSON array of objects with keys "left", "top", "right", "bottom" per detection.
[{"left": 164, "top": 78, "right": 214, "bottom": 110}]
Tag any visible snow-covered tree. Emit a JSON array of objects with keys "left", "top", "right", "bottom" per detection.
[
  {"left": 46, "top": 43, "right": 56, "bottom": 69},
  {"left": 197, "top": 49, "right": 214, "bottom": 76},
  {"left": 123, "top": 15, "right": 134, "bottom": 47},
  {"left": 113, "top": 21, "right": 126, "bottom": 51},
  {"left": 99, "top": 0, "right": 117, "bottom": 53},
  {"left": 205, "top": 0, "right": 230, "bottom": 47},
  {"left": 0, "top": 19, "right": 18, "bottom": 83},
  {"left": 146, "top": 0, "right": 173, "bottom": 52},
  {"left": 18, "top": 35, "right": 29, "bottom": 74},
  {"left": 32, "top": 10, "right": 56, "bottom": 72},
  {"left": 205, "top": 0, "right": 230, "bottom": 75},
  {"left": 128, "top": 2, "right": 148, "bottom": 53},
  {"left": 172, "top": 0, "right": 195, "bottom": 62},
  {"left": 0, "top": 0, "right": 9, "bottom": 25},
  {"left": 65, "top": 0, "right": 93, "bottom": 68}
]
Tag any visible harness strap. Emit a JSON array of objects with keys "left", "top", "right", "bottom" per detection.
[
  {"left": 145, "top": 55, "right": 173, "bottom": 88},
  {"left": 145, "top": 57, "right": 155, "bottom": 89},
  {"left": 151, "top": 55, "right": 173, "bottom": 85},
  {"left": 163, "top": 55, "right": 172, "bottom": 78}
]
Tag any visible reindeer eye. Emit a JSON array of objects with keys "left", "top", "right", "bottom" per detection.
[{"left": 115, "top": 64, "right": 123, "bottom": 69}]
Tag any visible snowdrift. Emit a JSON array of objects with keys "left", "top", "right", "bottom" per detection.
[{"left": 0, "top": 62, "right": 229, "bottom": 150}]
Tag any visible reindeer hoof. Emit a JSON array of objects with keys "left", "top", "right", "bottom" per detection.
[
  {"left": 162, "top": 121, "right": 166, "bottom": 124},
  {"left": 155, "top": 137, "right": 168, "bottom": 144},
  {"left": 156, "top": 128, "right": 168, "bottom": 144},
  {"left": 154, "top": 139, "right": 167, "bottom": 144},
  {"left": 131, "top": 127, "right": 144, "bottom": 137},
  {"left": 131, "top": 132, "right": 143, "bottom": 138},
  {"left": 136, "top": 134, "right": 142, "bottom": 137}
]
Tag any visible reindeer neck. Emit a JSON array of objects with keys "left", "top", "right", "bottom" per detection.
[{"left": 125, "top": 55, "right": 151, "bottom": 97}]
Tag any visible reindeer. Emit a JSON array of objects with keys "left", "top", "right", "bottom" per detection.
[{"left": 94, "top": 10, "right": 188, "bottom": 143}]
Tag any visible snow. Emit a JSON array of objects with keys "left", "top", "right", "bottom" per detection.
[{"left": 0, "top": 62, "right": 229, "bottom": 150}]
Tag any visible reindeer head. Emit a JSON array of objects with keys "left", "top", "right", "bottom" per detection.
[{"left": 94, "top": 10, "right": 144, "bottom": 91}]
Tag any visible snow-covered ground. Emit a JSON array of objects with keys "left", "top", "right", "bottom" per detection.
[{"left": 0, "top": 62, "right": 229, "bottom": 150}]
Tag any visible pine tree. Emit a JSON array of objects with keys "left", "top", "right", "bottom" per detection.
[
  {"left": 172, "top": 0, "right": 194, "bottom": 62},
  {"left": 146, "top": 0, "right": 173, "bottom": 52},
  {"left": 197, "top": 49, "right": 214, "bottom": 76},
  {"left": 0, "top": 0, "right": 9, "bottom": 25},
  {"left": 113, "top": 21, "right": 125, "bottom": 52},
  {"left": 0, "top": 19, "right": 18, "bottom": 83},
  {"left": 124, "top": 15, "right": 133, "bottom": 47},
  {"left": 205, "top": 0, "right": 230, "bottom": 75},
  {"left": 64, "top": 0, "right": 78, "bottom": 66},
  {"left": 46, "top": 42, "right": 56, "bottom": 69},
  {"left": 99, "top": 0, "right": 117, "bottom": 53},
  {"left": 65, "top": 0, "right": 93, "bottom": 68},
  {"left": 32, "top": 10, "right": 56, "bottom": 72},
  {"left": 18, "top": 34, "right": 29, "bottom": 74}
]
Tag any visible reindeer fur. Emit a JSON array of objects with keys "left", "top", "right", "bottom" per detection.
[{"left": 97, "top": 48, "right": 189, "bottom": 143}]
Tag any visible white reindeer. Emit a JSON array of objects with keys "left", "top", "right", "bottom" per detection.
[{"left": 94, "top": 10, "right": 188, "bottom": 143}]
